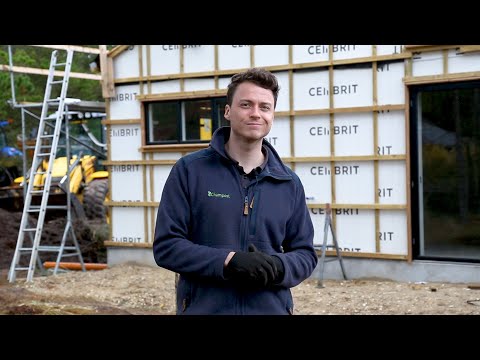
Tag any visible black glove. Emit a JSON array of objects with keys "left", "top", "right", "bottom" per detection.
[
  {"left": 248, "top": 244, "right": 285, "bottom": 285},
  {"left": 226, "top": 244, "right": 285, "bottom": 287},
  {"left": 226, "top": 244, "right": 277, "bottom": 287}
]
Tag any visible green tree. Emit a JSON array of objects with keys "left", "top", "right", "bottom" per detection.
[{"left": 0, "top": 45, "right": 105, "bottom": 158}]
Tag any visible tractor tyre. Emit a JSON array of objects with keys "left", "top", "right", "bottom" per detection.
[{"left": 83, "top": 178, "right": 109, "bottom": 221}]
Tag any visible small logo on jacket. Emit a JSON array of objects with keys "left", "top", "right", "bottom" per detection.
[{"left": 208, "top": 191, "right": 230, "bottom": 199}]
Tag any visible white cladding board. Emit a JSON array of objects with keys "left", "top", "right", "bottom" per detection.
[
  {"left": 294, "top": 115, "right": 331, "bottom": 157},
  {"left": 153, "top": 165, "right": 174, "bottom": 202},
  {"left": 377, "top": 111, "right": 406, "bottom": 155},
  {"left": 184, "top": 78, "right": 215, "bottom": 92},
  {"left": 111, "top": 207, "right": 145, "bottom": 244},
  {"left": 109, "top": 124, "right": 142, "bottom": 161},
  {"left": 376, "top": 45, "right": 403, "bottom": 56},
  {"left": 113, "top": 46, "right": 139, "bottom": 79},
  {"left": 254, "top": 45, "right": 289, "bottom": 67},
  {"left": 310, "top": 207, "right": 333, "bottom": 246},
  {"left": 335, "top": 162, "right": 375, "bottom": 204},
  {"left": 150, "top": 45, "right": 180, "bottom": 75},
  {"left": 334, "top": 112, "right": 373, "bottom": 156},
  {"left": 218, "top": 77, "right": 231, "bottom": 90},
  {"left": 183, "top": 45, "right": 215, "bottom": 73},
  {"left": 150, "top": 80, "right": 181, "bottom": 94},
  {"left": 296, "top": 163, "right": 332, "bottom": 204},
  {"left": 335, "top": 209, "right": 376, "bottom": 253},
  {"left": 376, "top": 61, "right": 405, "bottom": 105},
  {"left": 274, "top": 72, "right": 290, "bottom": 112},
  {"left": 109, "top": 84, "right": 141, "bottom": 120},
  {"left": 448, "top": 49, "right": 480, "bottom": 73},
  {"left": 412, "top": 51, "right": 443, "bottom": 76},
  {"left": 265, "top": 116, "right": 290, "bottom": 157},
  {"left": 332, "top": 45, "right": 372, "bottom": 60},
  {"left": 218, "top": 45, "right": 251, "bottom": 70},
  {"left": 293, "top": 45, "right": 329, "bottom": 64},
  {"left": 110, "top": 165, "right": 144, "bottom": 202},
  {"left": 293, "top": 70, "right": 330, "bottom": 110},
  {"left": 379, "top": 210, "right": 408, "bottom": 255},
  {"left": 333, "top": 67, "right": 373, "bottom": 108},
  {"left": 310, "top": 208, "right": 375, "bottom": 252},
  {"left": 378, "top": 161, "right": 406, "bottom": 205}
]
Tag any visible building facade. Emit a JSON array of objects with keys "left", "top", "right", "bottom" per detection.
[{"left": 103, "top": 45, "right": 480, "bottom": 283}]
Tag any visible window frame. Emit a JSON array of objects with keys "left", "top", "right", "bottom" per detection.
[{"left": 144, "top": 96, "right": 228, "bottom": 146}]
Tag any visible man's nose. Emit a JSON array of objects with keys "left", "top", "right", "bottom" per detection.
[{"left": 249, "top": 105, "right": 261, "bottom": 117}]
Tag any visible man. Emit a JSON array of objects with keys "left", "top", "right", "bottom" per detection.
[{"left": 153, "top": 67, "right": 317, "bottom": 315}]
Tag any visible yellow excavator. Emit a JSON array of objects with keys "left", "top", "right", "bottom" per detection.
[{"left": 0, "top": 101, "right": 109, "bottom": 223}]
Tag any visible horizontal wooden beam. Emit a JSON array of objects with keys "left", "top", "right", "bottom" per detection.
[
  {"left": 30, "top": 45, "right": 101, "bottom": 54},
  {"left": 0, "top": 64, "right": 101, "bottom": 80}
]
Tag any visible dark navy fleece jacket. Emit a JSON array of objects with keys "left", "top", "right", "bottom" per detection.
[{"left": 153, "top": 127, "right": 317, "bottom": 315}]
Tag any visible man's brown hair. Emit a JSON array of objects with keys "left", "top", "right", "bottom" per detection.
[{"left": 226, "top": 68, "right": 280, "bottom": 108}]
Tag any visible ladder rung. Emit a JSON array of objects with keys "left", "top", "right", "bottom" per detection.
[
  {"left": 22, "top": 228, "right": 37, "bottom": 232},
  {"left": 37, "top": 153, "right": 52, "bottom": 157},
  {"left": 29, "top": 205, "right": 68, "bottom": 210},
  {"left": 46, "top": 205, "right": 68, "bottom": 210},
  {"left": 39, "top": 246, "right": 77, "bottom": 252},
  {"left": 40, "top": 134, "right": 55, "bottom": 138},
  {"left": 50, "top": 80, "right": 64, "bottom": 84},
  {"left": 14, "top": 267, "right": 30, "bottom": 271},
  {"left": 54, "top": 62, "right": 67, "bottom": 66},
  {"left": 61, "top": 253, "right": 81, "bottom": 258}
]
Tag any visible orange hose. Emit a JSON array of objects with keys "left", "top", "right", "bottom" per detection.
[{"left": 43, "top": 261, "right": 108, "bottom": 271}]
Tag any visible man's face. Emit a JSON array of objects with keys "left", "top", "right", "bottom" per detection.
[{"left": 224, "top": 81, "right": 275, "bottom": 143}]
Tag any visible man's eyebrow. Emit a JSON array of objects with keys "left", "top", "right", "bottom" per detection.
[{"left": 238, "top": 98, "right": 273, "bottom": 106}]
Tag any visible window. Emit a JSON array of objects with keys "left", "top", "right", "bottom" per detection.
[
  {"left": 410, "top": 81, "right": 480, "bottom": 263},
  {"left": 146, "top": 97, "right": 229, "bottom": 144}
]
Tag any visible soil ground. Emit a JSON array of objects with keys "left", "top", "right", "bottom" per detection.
[{"left": 1, "top": 208, "right": 480, "bottom": 315}]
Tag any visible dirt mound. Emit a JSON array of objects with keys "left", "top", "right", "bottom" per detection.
[{"left": 0, "top": 208, "right": 107, "bottom": 270}]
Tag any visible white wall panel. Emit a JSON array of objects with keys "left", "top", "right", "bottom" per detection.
[
  {"left": 294, "top": 115, "right": 331, "bottom": 157},
  {"left": 109, "top": 84, "right": 140, "bottom": 120},
  {"left": 292, "top": 45, "right": 329, "bottom": 64},
  {"left": 334, "top": 112, "right": 373, "bottom": 156},
  {"left": 254, "top": 45, "right": 289, "bottom": 67},
  {"left": 113, "top": 45, "right": 139, "bottom": 79},
  {"left": 293, "top": 70, "right": 329, "bottom": 110},
  {"left": 218, "top": 45, "right": 251, "bottom": 70}
]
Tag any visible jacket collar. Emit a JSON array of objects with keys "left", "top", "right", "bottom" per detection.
[{"left": 210, "top": 127, "right": 292, "bottom": 181}]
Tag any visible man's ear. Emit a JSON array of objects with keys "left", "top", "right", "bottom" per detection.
[{"left": 224, "top": 105, "right": 231, "bottom": 121}]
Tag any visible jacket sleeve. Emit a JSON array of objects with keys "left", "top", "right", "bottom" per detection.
[
  {"left": 153, "top": 159, "right": 231, "bottom": 279},
  {"left": 274, "top": 174, "right": 318, "bottom": 288}
]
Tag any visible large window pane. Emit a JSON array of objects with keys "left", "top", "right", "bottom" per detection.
[
  {"left": 184, "top": 99, "right": 213, "bottom": 141},
  {"left": 148, "top": 101, "right": 178, "bottom": 142},
  {"left": 413, "top": 82, "right": 480, "bottom": 262}
]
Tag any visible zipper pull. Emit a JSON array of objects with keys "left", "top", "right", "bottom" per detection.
[
  {"left": 249, "top": 195, "right": 254, "bottom": 209},
  {"left": 243, "top": 196, "right": 249, "bottom": 215}
]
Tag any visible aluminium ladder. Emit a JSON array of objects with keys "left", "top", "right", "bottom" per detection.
[
  {"left": 317, "top": 203, "right": 348, "bottom": 288},
  {"left": 8, "top": 49, "right": 85, "bottom": 282}
]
